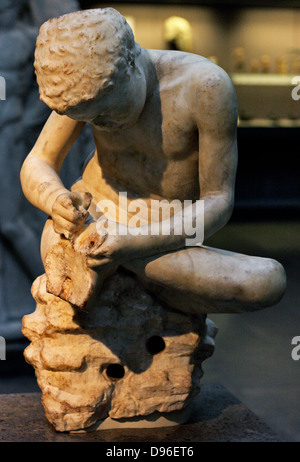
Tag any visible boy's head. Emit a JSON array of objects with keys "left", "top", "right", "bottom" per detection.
[{"left": 34, "top": 8, "right": 140, "bottom": 114}]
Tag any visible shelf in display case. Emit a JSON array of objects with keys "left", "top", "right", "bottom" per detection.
[
  {"left": 86, "top": 1, "right": 300, "bottom": 6},
  {"left": 232, "top": 73, "right": 300, "bottom": 122},
  {"left": 231, "top": 74, "right": 295, "bottom": 86},
  {"left": 238, "top": 118, "right": 300, "bottom": 127}
]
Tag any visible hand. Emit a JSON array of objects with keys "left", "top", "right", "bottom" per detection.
[
  {"left": 52, "top": 191, "right": 92, "bottom": 239},
  {"left": 73, "top": 218, "right": 133, "bottom": 268}
]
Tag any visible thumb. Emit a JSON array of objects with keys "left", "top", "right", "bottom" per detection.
[{"left": 71, "top": 192, "right": 92, "bottom": 211}]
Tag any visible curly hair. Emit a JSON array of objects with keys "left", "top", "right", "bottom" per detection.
[{"left": 34, "top": 8, "right": 140, "bottom": 113}]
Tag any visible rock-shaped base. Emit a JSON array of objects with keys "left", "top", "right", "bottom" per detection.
[{"left": 22, "top": 269, "right": 217, "bottom": 432}]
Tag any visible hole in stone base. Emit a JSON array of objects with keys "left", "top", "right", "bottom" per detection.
[
  {"left": 106, "top": 364, "right": 125, "bottom": 380},
  {"left": 146, "top": 336, "right": 165, "bottom": 355}
]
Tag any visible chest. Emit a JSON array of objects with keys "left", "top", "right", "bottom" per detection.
[
  {"left": 94, "top": 99, "right": 197, "bottom": 161},
  {"left": 92, "top": 95, "right": 199, "bottom": 199}
]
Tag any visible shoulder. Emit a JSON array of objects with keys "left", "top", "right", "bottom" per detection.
[
  {"left": 192, "top": 59, "right": 234, "bottom": 90},
  {"left": 151, "top": 50, "right": 237, "bottom": 114},
  {"left": 188, "top": 59, "right": 237, "bottom": 108},
  {"left": 151, "top": 50, "right": 233, "bottom": 92},
  {"left": 185, "top": 59, "right": 238, "bottom": 130},
  {"left": 149, "top": 50, "right": 237, "bottom": 131}
]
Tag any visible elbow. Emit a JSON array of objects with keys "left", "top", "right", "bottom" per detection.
[
  {"left": 20, "top": 158, "right": 27, "bottom": 193},
  {"left": 20, "top": 154, "right": 36, "bottom": 199},
  {"left": 20, "top": 156, "right": 30, "bottom": 195},
  {"left": 223, "top": 195, "right": 234, "bottom": 225},
  {"left": 203, "top": 192, "right": 234, "bottom": 241},
  {"left": 217, "top": 193, "right": 234, "bottom": 229}
]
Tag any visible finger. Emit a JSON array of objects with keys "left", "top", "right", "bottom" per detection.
[
  {"left": 88, "top": 243, "right": 109, "bottom": 257},
  {"left": 96, "top": 217, "right": 109, "bottom": 237},
  {"left": 53, "top": 215, "right": 80, "bottom": 238},
  {"left": 80, "top": 192, "right": 92, "bottom": 210},
  {"left": 75, "top": 221, "right": 109, "bottom": 255},
  {"left": 74, "top": 230, "right": 107, "bottom": 255},
  {"left": 53, "top": 202, "right": 88, "bottom": 223},
  {"left": 57, "top": 194, "right": 74, "bottom": 209},
  {"left": 86, "top": 256, "right": 116, "bottom": 268},
  {"left": 71, "top": 192, "right": 92, "bottom": 211}
]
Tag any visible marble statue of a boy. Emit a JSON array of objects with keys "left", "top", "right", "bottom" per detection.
[
  {"left": 21, "top": 7, "right": 286, "bottom": 316},
  {"left": 19, "top": 7, "right": 287, "bottom": 432}
]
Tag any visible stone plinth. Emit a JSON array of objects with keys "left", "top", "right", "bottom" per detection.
[{"left": 0, "top": 384, "right": 280, "bottom": 442}]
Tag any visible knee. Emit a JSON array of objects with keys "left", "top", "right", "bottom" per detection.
[{"left": 242, "top": 258, "right": 286, "bottom": 309}]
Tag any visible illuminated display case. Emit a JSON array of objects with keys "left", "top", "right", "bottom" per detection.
[
  {"left": 85, "top": 1, "right": 300, "bottom": 212},
  {"left": 90, "top": 3, "right": 300, "bottom": 120}
]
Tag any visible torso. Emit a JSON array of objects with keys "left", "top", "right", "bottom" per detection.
[{"left": 79, "top": 50, "right": 213, "bottom": 223}]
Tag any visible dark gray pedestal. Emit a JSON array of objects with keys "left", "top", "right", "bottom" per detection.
[{"left": 0, "top": 383, "right": 279, "bottom": 442}]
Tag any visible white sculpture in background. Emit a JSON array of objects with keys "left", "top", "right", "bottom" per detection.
[
  {"left": 164, "top": 16, "right": 193, "bottom": 52},
  {"left": 20, "top": 8, "right": 286, "bottom": 432}
]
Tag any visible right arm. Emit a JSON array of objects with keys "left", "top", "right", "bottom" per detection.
[{"left": 20, "top": 111, "right": 91, "bottom": 238}]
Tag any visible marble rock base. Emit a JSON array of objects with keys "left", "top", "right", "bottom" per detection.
[{"left": 22, "top": 269, "right": 217, "bottom": 432}]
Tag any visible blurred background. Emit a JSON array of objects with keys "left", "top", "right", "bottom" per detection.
[{"left": 0, "top": 0, "right": 299, "bottom": 442}]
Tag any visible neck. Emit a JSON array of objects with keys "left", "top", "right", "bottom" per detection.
[{"left": 138, "top": 47, "right": 159, "bottom": 100}]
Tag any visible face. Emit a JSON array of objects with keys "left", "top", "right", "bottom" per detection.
[{"left": 64, "top": 61, "right": 147, "bottom": 131}]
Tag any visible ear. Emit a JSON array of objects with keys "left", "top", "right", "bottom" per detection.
[
  {"left": 103, "top": 80, "right": 115, "bottom": 93},
  {"left": 128, "top": 53, "right": 136, "bottom": 69}
]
